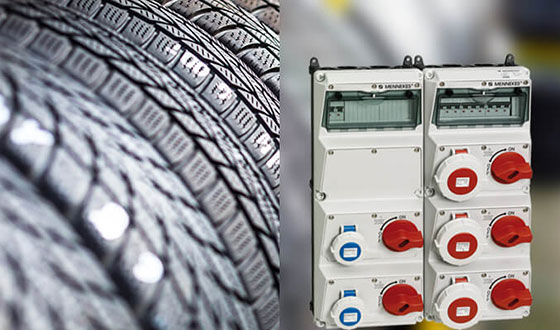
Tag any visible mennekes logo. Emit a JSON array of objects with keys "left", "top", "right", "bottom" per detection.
[
  {"left": 382, "top": 83, "right": 415, "bottom": 90},
  {"left": 493, "top": 81, "right": 522, "bottom": 87}
]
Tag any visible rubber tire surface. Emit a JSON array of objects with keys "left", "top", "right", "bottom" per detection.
[
  {"left": 0, "top": 158, "right": 140, "bottom": 330},
  {"left": 0, "top": 1, "right": 279, "bottom": 329},
  {"left": 165, "top": 0, "right": 280, "bottom": 96},
  {"left": 47, "top": 0, "right": 280, "bottom": 195},
  {"left": 229, "top": 0, "right": 279, "bottom": 33}
]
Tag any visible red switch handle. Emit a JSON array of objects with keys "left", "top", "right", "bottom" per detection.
[
  {"left": 491, "top": 152, "right": 533, "bottom": 184},
  {"left": 491, "top": 279, "right": 533, "bottom": 310},
  {"left": 382, "top": 284, "right": 423, "bottom": 316},
  {"left": 382, "top": 220, "right": 423, "bottom": 252},
  {"left": 491, "top": 216, "right": 533, "bottom": 247}
]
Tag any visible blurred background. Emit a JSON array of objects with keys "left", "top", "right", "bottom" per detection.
[{"left": 280, "top": 0, "right": 560, "bottom": 329}]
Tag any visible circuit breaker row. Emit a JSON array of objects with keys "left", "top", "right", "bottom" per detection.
[{"left": 310, "top": 55, "right": 533, "bottom": 329}]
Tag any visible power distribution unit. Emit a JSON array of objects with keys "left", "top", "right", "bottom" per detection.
[
  {"left": 423, "top": 55, "right": 533, "bottom": 329},
  {"left": 309, "top": 54, "right": 533, "bottom": 329},
  {"left": 309, "top": 56, "right": 426, "bottom": 329}
]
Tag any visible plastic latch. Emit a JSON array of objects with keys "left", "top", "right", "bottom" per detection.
[
  {"left": 453, "top": 276, "right": 469, "bottom": 284},
  {"left": 453, "top": 148, "right": 469, "bottom": 155},
  {"left": 343, "top": 290, "right": 356, "bottom": 298},
  {"left": 343, "top": 225, "right": 356, "bottom": 233},
  {"left": 453, "top": 212, "right": 469, "bottom": 219}
]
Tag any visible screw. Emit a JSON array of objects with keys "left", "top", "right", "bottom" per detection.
[
  {"left": 523, "top": 311, "right": 530, "bottom": 317},
  {"left": 439, "top": 275, "right": 445, "bottom": 280},
  {"left": 316, "top": 192, "right": 326, "bottom": 201},
  {"left": 523, "top": 144, "right": 529, "bottom": 149},
  {"left": 371, "top": 213, "right": 378, "bottom": 219},
  {"left": 523, "top": 271, "right": 529, "bottom": 276},
  {"left": 372, "top": 84, "right": 377, "bottom": 89},
  {"left": 414, "top": 276, "right": 421, "bottom": 281},
  {"left": 439, "top": 211, "right": 445, "bottom": 216},
  {"left": 481, "top": 273, "right": 487, "bottom": 278},
  {"left": 372, "top": 278, "right": 378, "bottom": 283},
  {"left": 481, "top": 145, "right": 487, "bottom": 150},
  {"left": 415, "top": 212, "right": 421, "bottom": 217},
  {"left": 523, "top": 207, "right": 529, "bottom": 213},
  {"left": 414, "top": 82, "right": 420, "bottom": 88},
  {"left": 328, "top": 280, "right": 334, "bottom": 285},
  {"left": 414, "top": 147, "right": 421, "bottom": 153},
  {"left": 426, "top": 71, "right": 434, "bottom": 79},
  {"left": 316, "top": 73, "right": 325, "bottom": 82},
  {"left": 439, "top": 82, "right": 445, "bottom": 87},
  {"left": 328, "top": 150, "right": 334, "bottom": 155},
  {"left": 328, "top": 84, "right": 334, "bottom": 89},
  {"left": 523, "top": 80, "right": 529, "bottom": 85},
  {"left": 371, "top": 149, "right": 377, "bottom": 154},
  {"left": 439, "top": 146, "right": 445, "bottom": 151},
  {"left": 482, "top": 81, "right": 487, "bottom": 86},
  {"left": 328, "top": 215, "right": 334, "bottom": 220},
  {"left": 425, "top": 187, "right": 435, "bottom": 197},
  {"left": 481, "top": 209, "right": 487, "bottom": 214}
]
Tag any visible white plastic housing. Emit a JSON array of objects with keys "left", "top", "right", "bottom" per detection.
[
  {"left": 423, "top": 65, "right": 533, "bottom": 328},
  {"left": 331, "top": 296, "right": 366, "bottom": 329},
  {"left": 423, "top": 66, "right": 532, "bottom": 200},
  {"left": 434, "top": 281, "right": 483, "bottom": 329},
  {"left": 312, "top": 68, "right": 424, "bottom": 328},
  {"left": 434, "top": 217, "right": 485, "bottom": 266},
  {"left": 316, "top": 271, "right": 423, "bottom": 328},
  {"left": 425, "top": 263, "right": 532, "bottom": 327}
]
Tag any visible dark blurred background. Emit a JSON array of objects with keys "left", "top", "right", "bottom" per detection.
[{"left": 280, "top": 0, "right": 560, "bottom": 329}]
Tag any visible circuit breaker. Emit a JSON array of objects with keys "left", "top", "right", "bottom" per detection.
[
  {"left": 309, "top": 56, "right": 425, "bottom": 329},
  {"left": 423, "top": 55, "right": 533, "bottom": 329}
]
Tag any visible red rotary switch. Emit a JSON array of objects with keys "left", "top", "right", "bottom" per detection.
[
  {"left": 491, "top": 216, "right": 533, "bottom": 247},
  {"left": 382, "top": 220, "right": 423, "bottom": 252},
  {"left": 382, "top": 284, "right": 423, "bottom": 316},
  {"left": 491, "top": 152, "right": 533, "bottom": 184},
  {"left": 491, "top": 279, "right": 533, "bottom": 310}
]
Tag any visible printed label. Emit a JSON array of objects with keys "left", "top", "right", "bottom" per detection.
[
  {"left": 455, "top": 177, "right": 470, "bottom": 188},
  {"left": 343, "top": 312, "right": 358, "bottom": 323},
  {"left": 343, "top": 248, "right": 358, "bottom": 258},
  {"left": 456, "top": 242, "right": 470, "bottom": 252},
  {"left": 456, "top": 306, "right": 471, "bottom": 317}
]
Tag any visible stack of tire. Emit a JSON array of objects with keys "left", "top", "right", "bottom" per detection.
[{"left": 0, "top": 0, "right": 279, "bottom": 329}]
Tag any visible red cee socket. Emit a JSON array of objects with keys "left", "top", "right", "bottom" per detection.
[
  {"left": 491, "top": 279, "right": 533, "bottom": 310},
  {"left": 447, "top": 168, "right": 478, "bottom": 195},
  {"left": 382, "top": 220, "right": 423, "bottom": 252},
  {"left": 382, "top": 284, "right": 423, "bottom": 316},
  {"left": 491, "top": 216, "right": 533, "bottom": 247},
  {"left": 448, "top": 298, "right": 478, "bottom": 324},
  {"left": 491, "top": 152, "right": 533, "bottom": 184}
]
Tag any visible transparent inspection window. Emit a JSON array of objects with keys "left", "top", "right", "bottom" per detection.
[
  {"left": 322, "top": 90, "right": 421, "bottom": 130},
  {"left": 434, "top": 87, "right": 529, "bottom": 126}
]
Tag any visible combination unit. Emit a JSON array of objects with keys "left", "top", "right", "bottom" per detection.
[
  {"left": 423, "top": 57, "right": 533, "bottom": 329},
  {"left": 310, "top": 55, "right": 534, "bottom": 329},
  {"left": 310, "top": 57, "right": 425, "bottom": 329}
]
